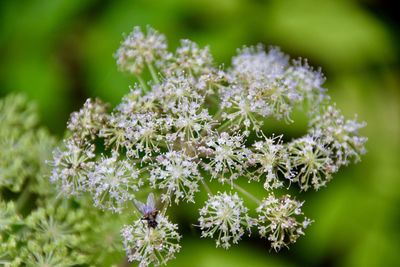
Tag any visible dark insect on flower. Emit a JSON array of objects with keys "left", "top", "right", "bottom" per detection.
[{"left": 134, "top": 193, "right": 159, "bottom": 228}]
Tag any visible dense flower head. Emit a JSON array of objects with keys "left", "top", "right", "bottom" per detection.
[
  {"left": 47, "top": 26, "right": 367, "bottom": 264},
  {"left": 99, "top": 111, "right": 132, "bottom": 151},
  {"left": 288, "top": 135, "right": 336, "bottom": 191},
  {"left": 123, "top": 112, "right": 167, "bottom": 158},
  {"left": 67, "top": 98, "right": 109, "bottom": 143},
  {"left": 17, "top": 201, "right": 106, "bottom": 266},
  {"left": 284, "top": 59, "right": 326, "bottom": 106},
  {"left": 198, "top": 192, "right": 253, "bottom": 249},
  {"left": 163, "top": 39, "right": 214, "bottom": 76},
  {"left": 150, "top": 150, "right": 201, "bottom": 204},
  {"left": 231, "top": 45, "right": 289, "bottom": 81},
  {"left": 220, "top": 45, "right": 326, "bottom": 129},
  {"left": 21, "top": 243, "right": 82, "bottom": 267},
  {"left": 309, "top": 105, "right": 367, "bottom": 166},
  {"left": 166, "top": 98, "right": 215, "bottom": 142},
  {"left": 250, "top": 135, "right": 291, "bottom": 190},
  {"left": 154, "top": 74, "right": 211, "bottom": 110},
  {"left": 200, "top": 132, "right": 251, "bottom": 184},
  {"left": 50, "top": 138, "right": 95, "bottom": 195},
  {"left": 24, "top": 203, "right": 91, "bottom": 248},
  {"left": 121, "top": 216, "right": 181, "bottom": 266},
  {"left": 115, "top": 26, "right": 168, "bottom": 75},
  {"left": 88, "top": 153, "right": 143, "bottom": 213},
  {"left": 256, "top": 194, "right": 312, "bottom": 251}
]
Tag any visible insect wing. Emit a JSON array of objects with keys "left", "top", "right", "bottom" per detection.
[
  {"left": 133, "top": 199, "right": 147, "bottom": 215},
  {"left": 146, "top": 193, "right": 156, "bottom": 211}
]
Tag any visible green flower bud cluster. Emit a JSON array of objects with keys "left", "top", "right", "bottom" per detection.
[{"left": 0, "top": 94, "right": 124, "bottom": 266}]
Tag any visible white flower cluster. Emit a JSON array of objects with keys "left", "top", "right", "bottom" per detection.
[
  {"left": 200, "top": 132, "right": 251, "bottom": 184},
  {"left": 250, "top": 135, "right": 291, "bottom": 190},
  {"left": 88, "top": 153, "right": 142, "bottom": 213},
  {"left": 256, "top": 194, "right": 312, "bottom": 251},
  {"left": 163, "top": 39, "right": 213, "bottom": 76},
  {"left": 50, "top": 139, "right": 95, "bottom": 195},
  {"left": 121, "top": 216, "right": 181, "bottom": 267},
  {"left": 309, "top": 105, "right": 367, "bottom": 167},
  {"left": 198, "top": 192, "right": 253, "bottom": 249},
  {"left": 49, "top": 26, "right": 367, "bottom": 265},
  {"left": 150, "top": 151, "right": 201, "bottom": 204},
  {"left": 288, "top": 135, "right": 335, "bottom": 191},
  {"left": 67, "top": 98, "right": 109, "bottom": 142},
  {"left": 115, "top": 26, "right": 168, "bottom": 75},
  {"left": 220, "top": 46, "right": 325, "bottom": 129}
]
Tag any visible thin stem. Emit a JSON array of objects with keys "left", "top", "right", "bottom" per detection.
[
  {"left": 147, "top": 63, "right": 160, "bottom": 84},
  {"left": 232, "top": 182, "right": 261, "bottom": 205},
  {"left": 136, "top": 75, "right": 149, "bottom": 92},
  {"left": 201, "top": 179, "right": 213, "bottom": 196},
  {"left": 217, "top": 119, "right": 232, "bottom": 132},
  {"left": 161, "top": 198, "right": 170, "bottom": 215}
]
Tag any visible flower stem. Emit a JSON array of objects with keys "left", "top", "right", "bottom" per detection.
[
  {"left": 217, "top": 120, "right": 232, "bottom": 132},
  {"left": 161, "top": 197, "right": 170, "bottom": 215},
  {"left": 136, "top": 75, "right": 149, "bottom": 93},
  {"left": 201, "top": 179, "right": 213, "bottom": 196},
  {"left": 147, "top": 63, "right": 160, "bottom": 84},
  {"left": 232, "top": 182, "right": 261, "bottom": 205}
]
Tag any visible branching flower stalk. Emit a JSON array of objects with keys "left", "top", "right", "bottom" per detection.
[{"left": 49, "top": 26, "right": 367, "bottom": 266}]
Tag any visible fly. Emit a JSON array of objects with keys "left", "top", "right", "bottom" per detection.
[{"left": 134, "top": 193, "right": 159, "bottom": 228}]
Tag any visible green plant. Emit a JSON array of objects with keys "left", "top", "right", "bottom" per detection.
[{"left": 0, "top": 94, "right": 124, "bottom": 266}]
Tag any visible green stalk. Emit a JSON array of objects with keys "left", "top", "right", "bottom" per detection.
[
  {"left": 232, "top": 182, "right": 261, "bottom": 205},
  {"left": 136, "top": 75, "right": 149, "bottom": 93},
  {"left": 147, "top": 63, "right": 160, "bottom": 84},
  {"left": 201, "top": 179, "right": 213, "bottom": 196}
]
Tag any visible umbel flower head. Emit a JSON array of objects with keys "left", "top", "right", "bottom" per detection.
[
  {"left": 87, "top": 152, "right": 143, "bottom": 213},
  {"left": 198, "top": 192, "right": 253, "bottom": 249},
  {"left": 115, "top": 26, "right": 168, "bottom": 75},
  {"left": 256, "top": 194, "right": 312, "bottom": 251},
  {"left": 49, "top": 25, "right": 367, "bottom": 265},
  {"left": 121, "top": 215, "right": 181, "bottom": 267},
  {"left": 150, "top": 150, "right": 201, "bottom": 204}
]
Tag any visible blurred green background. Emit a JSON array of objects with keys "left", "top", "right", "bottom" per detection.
[{"left": 1, "top": 0, "right": 399, "bottom": 266}]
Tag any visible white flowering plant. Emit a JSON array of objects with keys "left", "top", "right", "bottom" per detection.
[{"left": 49, "top": 26, "right": 367, "bottom": 266}]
